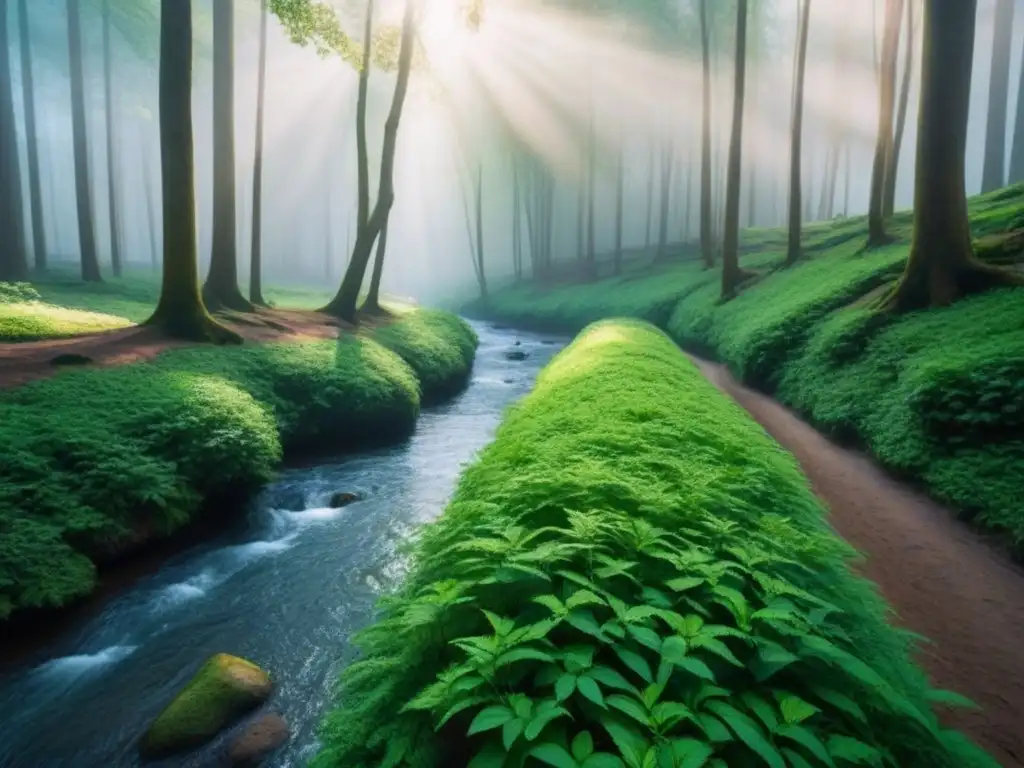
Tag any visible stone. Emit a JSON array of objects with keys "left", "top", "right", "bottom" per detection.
[
  {"left": 226, "top": 713, "right": 289, "bottom": 766},
  {"left": 139, "top": 654, "right": 272, "bottom": 760},
  {"left": 505, "top": 349, "right": 529, "bottom": 361},
  {"left": 328, "top": 491, "right": 361, "bottom": 508}
]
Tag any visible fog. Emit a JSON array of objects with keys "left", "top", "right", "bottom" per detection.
[{"left": 6, "top": 0, "right": 1024, "bottom": 304}]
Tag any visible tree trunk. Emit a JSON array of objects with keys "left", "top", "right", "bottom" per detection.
[
  {"left": 0, "top": 0, "right": 27, "bottom": 281},
  {"left": 843, "top": 143, "right": 851, "bottom": 215},
  {"left": 362, "top": 219, "right": 389, "bottom": 311},
  {"left": 747, "top": 163, "right": 756, "bottom": 227},
  {"left": 249, "top": 0, "right": 268, "bottom": 305},
  {"left": 142, "top": 133, "right": 158, "bottom": 269},
  {"left": 1010, "top": 46, "right": 1024, "bottom": 183},
  {"left": 146, "top": 0, "right": 238, "bottom": 342},
  {"left": 722, "top": 0, "right": 750, "bottom": 300},
  {"left": 657, "top": 141, "right": 673, "bottom": 261},
  {"left": 613, "top": 146, "right": 624, "bottom": 275},
  {"left": 67, "top": 0, "right": 101, "bottom": 282},
  {"left": 102, "top": 0, "right": 121, "bottom": 277},
  {"left": 17, "top": 0, "right": 44, "bottom": 272},
  {"left": 885, "top": 0, "right": 1022, "bottom": 311},
  {"left": 475, "top": 163, "right": 486, "bottom": 298},
  {"left": 355, "top": 0, "right": 373, "bottom": 236},
  {"left": 981, "top": 0, "right": 1015, "bottom": 192},
  {"left": 512, "top": 158, "right": 522, "bottom": 281},
  {"left": 699, "top": 0, "right": 714, "bottom": 268},
  {"left": 884, "top": 0, "right": 915, "bottom": 217},
  {"left": 684, "top": 158, "right": 694, "bottom": 241},
  {"left": 867, "top": 0, "right": 903, "bottom": 246},
  {"left": 576, "top": 158, "right": 584, "bottom": 263},
  {"left": 203, "top": 0, "right": 250, "bottom": 310},
  {"left": 585, "top": 111, "right": 596, "bottom": 277},
  {"left": 645, "top": 144, "right": 654, "bottom": 249},
  {"left": 785, "top": 0, "right": 812, "bottom": 265}
]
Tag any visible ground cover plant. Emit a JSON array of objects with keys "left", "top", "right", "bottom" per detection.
[
  {"left": 0, "top": 309, "right": 476, "bottom": 621},
  {"left": 314, "top": 319, "right": 993, "bottom": 768},
  {"left": 474, "top": 185, "right": 1024, "bottom": 550}
]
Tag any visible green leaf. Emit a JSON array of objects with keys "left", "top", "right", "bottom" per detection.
[
  {"left": 526, "top": 705, "right": 572, "bottom": 740},
  {"left": 572, "top": 730, "right": 595, "bottom": 762},
  {"left": 705, "top": 701, "right": 784, "bottom": 768},
  {"left": 777, "top": 724, "right": 834, "bottom": 767},
  {"left": 568, "top": 609, "right": 609, "bottom": 641},
  {"left": 651, "top": 701, "right": 696, "bottom": 729},
  {"left": 600, "top": 714, "right": 650, "bottom": 765},
  {"left": 578, "top": 675, "right": 607, "bottom": 708},
  {"left": 628, "top": 625, "right": 663, "bottom": 653},
  {"left": 673, "top": 656, "right": 716, "bottom": 682},
  {"left": 568, "top": 589, "right": 607, "bottom": 610},
  {"left": 468, "top": 705, "right": 515, "bottom": 735},
  {"left": 669, "top": 738, "right": 715, "bottom": 768},
  {"left": 826, "top": 735, "right": 884, "bottom": 765},
  {"left": 535, "top": 594, "right": 568, "bottom": 616},
  {"left": 616, "top": 648, "right": 654, "bottom": 683},
  {"left": 583, "top": 754, "right": 626, "bottom": 768},
  {"left": 690, "top": 637, "right": 742, "bottom": 667},
  {"left": 589, "top": 665, "right": 637, "bottom": 693},
  {"left": 483, "top": 610, "right": 516, "bottom": 636},
  {"left": 740, "top": 692, "right": 778, "bottom": 733},
  {"left": 607, "top": 694, "right": 651, "bottom": 727},
  {"left": 808, "top": 685, "right": 866, "bottom": 724},
  {"left": 496, "top": 648, "right": 556, "bottom": 668},
  {"left": 781, "top": 747, "right": 817, "bottom": 768},
  {"left": 925, "top": 689, "right": 978, "bottom": 709},
  {"left": 468, "top": 741, "right": 508, "bottom": 768},
  {"left": 661, "top": 636, "right": 688, "bottom": 664},
  {"left": 564, "top": 645, "right": 597, "bottom": 670},
  {"left": 436, "top": 695, "right": 489, "bottom": 729},
  {"left": 778, "top": 695, "right": 819, "bottom": 725},
  {"left": 556, "top": 674, "right": 579, "bottom": 702},
  {"left": 503, "top": 717, "right": 524, "bottom": 750},
  {"left": 530, "top": 742, "right": 578, "bottom": 768},
  {"left": 665, "top": 577, "right": 705, "bottom": 593},
  {"left": 697, "top": 713, "right": 732, "bottom": 743}
]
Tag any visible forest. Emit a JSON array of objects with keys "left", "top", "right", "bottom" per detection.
[{"left": 0, "top": 0, "right": 1022, "bottom": 766}]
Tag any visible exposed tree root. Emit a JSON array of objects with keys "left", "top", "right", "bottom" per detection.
[
  {"left": 143, "top": 308, "right": 242, "bottom": 344},
  {"left": 878, "top": 259, "right": 1024, "bottom": 313}
]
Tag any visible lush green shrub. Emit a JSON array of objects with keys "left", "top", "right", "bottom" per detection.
[
  {"left": 315, "top": 320, "right": 991, "bottom": 768},
  {"left": 0, "top": 278, "right": 133, "bottom": 341},
  {"left": 474, "top": 186, "right": 1024, "bottom": 551},
  {"left": 0, "top": 310, "right": 477, "bottom": 620}
]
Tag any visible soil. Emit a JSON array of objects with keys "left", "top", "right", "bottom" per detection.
[
  {"left": 693, "top": 355, "right": 1024, "bottom": 768},
  {"left": 0, "top": 308, "right": 372, "bottom": 389}
]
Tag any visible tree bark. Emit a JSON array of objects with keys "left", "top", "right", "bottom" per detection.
[
  {"left": 249, "top": 0, "right": 268, "bottom": 305},
  {"left": 867, "top": 0, "right": 903, "bottom": 246},
  {"left": 785, "top": 0, "right": 811, "bottom": 265},
  {"left": 884, "top": 0, "right": 1022, "bottom": 311},
  {"left": 355, "top": 0, "right": 374, "bottom": 236},
  {"left": 203, "top": 0, "right": 250, "bottom": 310},
  {"left": 147, "top": 0, "right": 238, "bottom": 342},
  {"left": 362, "top": 219, "right": 389, "bottom": 311},
  {"left": 656, "top": 140, "right": 673, "bottom": 261},
  {"left": 142, "top": 136, "right": 158, "bottom": 269},
  {"left": 613, "top": 145, "right": 624, "bottom": 276},
  {"left": 699, "top": 0, "right": 714, "bottom": 268},
  {"left": 585, "top": 111, "right": 596, "bottom": 277},
  {"left": 884, "top": 0, "right": 915, "bottom": 217},
  {"left": 684, "top": 158, "right": 694, "bottom": 241},
  {"left": 722, "top": 0, "right": 750, "bottom": 300},
  {"left": 645, "top": 144, "right": 654, "bottom": 249},
  {"left": 511, "top": 158, "right": 522, "bottom": 281},
  {"left": 102, "top": 0, "right": 121, "bottom": 277},
  {"left": 0, "top": 0, "right": 27, "bottom": 281},
  {"left": 1010, "top": 45, "right": 1024, "bottom": 183},
  {"left": 475, "top": 162, "right": 486, "bottom": 298},
  {"left": 981, "top": 0, "right": 1015, "bottom": 192},
  {"left": 67, "top": 0, "right": 101, "bottom": 281},
  {"left": 17, "top": 0, "right": 44, "bottom": 272}
]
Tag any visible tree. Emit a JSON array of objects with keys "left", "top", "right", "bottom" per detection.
[
  {"left": 784, "top": 0, "right": 811, "bottom": 266},
  {"left": 721, "top": 0, "right": 751, "bottom": 300},
  {"left": 698, "top": 0, "right": 714, "bottom": 269},
  {"left": 203, "top": 0, "right": 251, "bottom": 310},
  {"left": 884, "top": 0, "right": 915, "bottom": 218},
  {"left": 249, "top": 0, "right": 269, "bottom": 305},
  {"left": 355, "top": 0, "right": 374, "bottom": 238},
  {"left": 17, "top": 0, "right": 45, "bottom": 272},
  {"left": 141, "top": 136, "right": 158, "bottom": 269},
  {"left": 1011, "top": 50, "right": 1024, "bottom": 183},
  {"left": 882, "top": 0, "right": 1022, "bottom": 311},
  {"left": 644, "top": 144, "right": 654, "bottom": 249},
  {"left": 146, "top": 0, "right": 239, "bottom": 342},
  {"left": 102, "top": 0, "right": 122, "bottom": 277},
  {"left": 867, "top": 0, "right": 902, "bottom": 246},
  {"left": 461, "top": 162, "right": 486, "bottom": 300},
  {"left": 0, "top": 0, "right": 27, "bottom": 281},
  {"left": 981, "top": 0, "right": 1015, "bottom": 192},
  {"left": 613, "top": 145, "right": 624, "bottom": 276},
  {"left": 656, "top": 140, "right": 673, "bottom": 261},
  {"left": 362, "top": 222, "right": 389, "bottom": 312},
  {"left": 68, "top": 0, "right": 102, "bottom": 281}
]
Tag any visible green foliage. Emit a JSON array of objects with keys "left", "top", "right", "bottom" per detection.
[
  {"left": 0, "top": 309, "right": 476, "bottom": 621},
  {"left": 477, "top": 185, "right": 1024, "bottom": 552},
  {"left": 312, "top": 320, "right": 992, "bottom": 768}
]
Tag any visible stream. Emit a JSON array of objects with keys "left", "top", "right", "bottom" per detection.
[{"left": 0, "top": 322, "right": 565, "bottom": 768}]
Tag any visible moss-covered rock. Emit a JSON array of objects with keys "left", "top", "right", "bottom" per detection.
[{"left": 139, "top": 654, "right": 272, "bottom": 759}]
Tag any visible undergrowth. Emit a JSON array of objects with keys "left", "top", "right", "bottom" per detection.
[
  {"left": 314, "top": 320, "right": 993, "bottom": 768},
  {"left": 476, "top": 184, "right": 1024, "bottom": 549},
  {"left": 0, "top": 310, "right": 477, "bottom": 621}
]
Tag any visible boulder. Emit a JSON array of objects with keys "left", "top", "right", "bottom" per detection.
[
  {"left": 328, "top": 491, "right": 361, "bottom": 508},
  {"left": 226, "top": 713, "right": 289, "bottom": 766},
  {"left": 139, "top": 654, "right": 272, "bottom": 760},
  {"left": 505, "top": 350, "right": 529, "bottom": 361}
]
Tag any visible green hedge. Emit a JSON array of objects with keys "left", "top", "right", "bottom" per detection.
[
  {"left": 314, "top": 320, "right": 992, "bottom": 768},
  {"left": 475, "top": 185, "right": 1024, "bottom": 549},
  {"left": 0, "top": 310, "right": 477, "bottom": 621}
]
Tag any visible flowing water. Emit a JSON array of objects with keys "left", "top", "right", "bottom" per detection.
[{"left": 0, "top": 323, "right": 565, "bottom": 768}]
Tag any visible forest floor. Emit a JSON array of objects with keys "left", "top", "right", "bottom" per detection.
[{"left": 695, "top": 355, "right": 1024, "bottom": 768}]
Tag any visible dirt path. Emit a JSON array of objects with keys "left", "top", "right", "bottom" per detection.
[
  {"left": 0, "top": 309, "right": 353, "bottom": 390},
  {"left": 692, "top": 356, "right": 1024, "bottom": 768}
]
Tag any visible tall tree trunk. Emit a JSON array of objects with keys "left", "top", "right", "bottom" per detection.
[
  {"left": 684, "top": 158, "right": 694, "bottom": 240},
  {"left": 576, "top": 158, "right": 584, "bottom": 263},
  {"left": 475, "top": 163, "right": 486, "bottom": 298},
  {"left": 843, "top": 143, "right": 851, "bottom": 215},
  {"left": 203, "top": 0, "right": 250, "bottom": 310},
  {"left": 981, "top": 0, "right": 1015, "bottom": 192},
  {"left": 147, "top": 0, "right": 237, "bottom": 341},
  {"left": 885, "top": 0, "right": 1022, "bottom": 311},
  {"left": 511, "top": 158, "right": 522, "bottom": 281},
  {"left": 884, "top": 0, "right": 915, "bottom": 217},
  {"left": 747, "top": 163, "right": 756, "bottom": 227},
  {"left": 657, "top": 141, "right": 673, "bottom": 261},
  {"left": 722, "top": 0, "right": 750, "bottom": 300},
  {"left": 1011, "top": 48, "right": 1024, "bottom": 183},
  {"left": 102, "top": 0, "right": 121, "bottom": 277},
  {"left": 17, "top": 0, "right": 44, "bottom": 272},
  {"left": 524, "top": 164, "right": 537, "bottom": 278},
  {"left": 613, "top": 146, "right": 624, "bottom": 275},
  {"left": 363, "top": 219, "right": 389, "bottom": 311},
  {"left": 323, "top": 0, "right": 415, "bottom": 321},
  {"left": 355, "top": 0, "right": 373, "bottom": 236},
  {"left": 249, "top": 0, "right": 268, "bottom": 305},
  {"left": 67, "top": 0, "right": 101, "bottom": 281},
  {"left": 645, "top": 144, "right": 654, "bottom": 249},
  {"left": 785, "top": 0, "right": 812, "bottom": 265},
  {"left": 699, "top": 0, "right": 714, "bottom": 268},
  {"left": 867, "top": 0, "right": 903, "bottom": 246},
  {"left": 585, "top": 111, "right": 596, "bottom": 277},
  {"left": 142, "top": 137, "right": 158, "bottom": 269},
  {"left": 0, "top": 0, "right": 27, "bottom": 281}
]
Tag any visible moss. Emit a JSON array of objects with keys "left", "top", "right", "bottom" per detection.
[
  {"left": 314, "top": 320, "right": 991, "bottom": 768},
  {"left": 0, "top": 309, "right": 477, "bottom": 622},
  {"left": 139, "top": 653, "right": 272, "bottom": 759},
  {"left": 477, "top": 184, "right": 1024, "bottom": 551}
]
